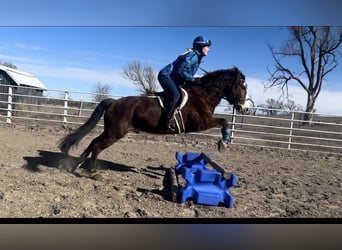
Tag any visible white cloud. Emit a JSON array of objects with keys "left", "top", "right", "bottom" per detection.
[
  {"left": 0, "top": 53, "right": 46, "bottom": 64},
  {"left": 20, "top": 63, "right": 129, "bottom": 83},
  {"left": 15, "top": 42, "right": 45, "bottom": 51},
  {"left": 315, "top": 90, "right": 342, "bottom": 115},
  {"left": 13, "top": 63, "right": 138, "bottom": 96},
  {"left": 247, "top": 77, "right": 342, "bottom": 115},
  {"left": 63, "top": 67, "right": 125, "bottom": 84}
]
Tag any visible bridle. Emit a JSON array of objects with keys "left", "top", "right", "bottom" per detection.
[{"left": 231, "top": 77, "right": 255, "bottom": 114}]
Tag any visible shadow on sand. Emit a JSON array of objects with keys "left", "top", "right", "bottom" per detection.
[
  {"left": 22, "top": 150, "right": 138, "bottom": 174},
  {"left": 22, "top": 150, "right": 173, "bottom": 201}
]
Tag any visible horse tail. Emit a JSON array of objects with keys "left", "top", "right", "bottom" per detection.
[{"left": 58, "top": 98, "right": 115, "bottom": 155}]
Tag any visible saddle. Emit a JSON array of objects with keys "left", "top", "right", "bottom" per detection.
[{"left": 147, "top": 88, "right": 188, "bottom": 133}]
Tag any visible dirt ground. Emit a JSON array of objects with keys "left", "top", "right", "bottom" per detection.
[{"left": 0, "top": 123, "right": 340, "bottom": 219}]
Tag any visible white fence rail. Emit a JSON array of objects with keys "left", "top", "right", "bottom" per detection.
[{"left": 1, "top": 85, "right": 341, "bottom": 155}]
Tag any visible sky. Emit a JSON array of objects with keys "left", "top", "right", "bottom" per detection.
[{"left": 0, "top": 0, "right": 341, "bottom": 115}]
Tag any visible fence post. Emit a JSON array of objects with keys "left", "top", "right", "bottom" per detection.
[
  {"left": 6, "top": 86, "right": 12, "bottom": 124},
  {"left": 288, "top": 111, "right": 295, "bottom": 149},
  {"left": 78, "top": 99, "right": 83, "bottom": 116},
  {"left": 230, "top": 108, "right": 236, "bottom": 144},
  {"left": 63, "top": 91, "right": 68, "bottom": 125}
]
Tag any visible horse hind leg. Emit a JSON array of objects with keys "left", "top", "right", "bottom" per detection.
[
  {"left": 80, "top": 131, "right": 122, "bottom": 173},
  {"left": 58, "top": 156, "right": 84, "bottom": 173}
]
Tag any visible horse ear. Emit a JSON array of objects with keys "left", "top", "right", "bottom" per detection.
[
  {"left": 232, "top": 66, "right": 239, "bottom": 76},
  {"left": 230, "top": 66, "right": 238, "bottom": 75}
]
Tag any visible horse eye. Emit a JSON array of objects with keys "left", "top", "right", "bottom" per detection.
[{"left": 240, "top": 81, "right": 246, "bottom": 89}]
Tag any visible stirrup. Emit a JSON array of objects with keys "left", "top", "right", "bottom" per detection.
[{"left": 168, "top": 124, "right": 176, "bottom": 131}]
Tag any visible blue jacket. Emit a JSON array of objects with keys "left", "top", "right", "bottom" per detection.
[{"left": 159, "top": 49, "right": 202, "bottom": 86}]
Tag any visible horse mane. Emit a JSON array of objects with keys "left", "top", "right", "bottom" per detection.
[
  {"left": 189, "top": 66, "right": 242, "bottom": 95},
  {"left": 201, "top": 67, "right": 241, "bottom": 83}
]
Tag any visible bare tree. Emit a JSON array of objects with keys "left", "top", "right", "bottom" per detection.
[
  {"left": 258, "top": 98, "right": 284, "bottom": 115},
  {"left": 0, "top": 61, "right": 17, "bottom": 69},
  {"left": 92, "top": 82, "right": 111, "bottom": 102},
  {"left": 283, "top": 99, "right": 303, "bottom": 113},
  {"left": 267, "top": 26, "right": 342, "bottom": 124},
  {"left": 123, "top": 61, "right": 157, "bottom": 95},
  {"left": 259, "top": 98, "right": 303, "bottom": 116}
]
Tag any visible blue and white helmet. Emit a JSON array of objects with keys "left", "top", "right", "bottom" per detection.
[{"left": 193, "top": 35, "right": 212, "bottom": 52}]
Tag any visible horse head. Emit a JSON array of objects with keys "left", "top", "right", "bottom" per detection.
[
  {"left": 221, "top": 67, "right": 250, "bottom": 113},
  {"left": 193, "top": 67, "right": 251, "bottom": 114}
]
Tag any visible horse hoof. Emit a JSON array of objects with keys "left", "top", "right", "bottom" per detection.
[
  {"left": 58, "top": 157, "right": 78, "bottom": 173},
  {"left": 218, "top": 140, "right": 227, "bottom": 152},
  {"left": 72, "top": 167, "right": 99, "bottom": 179},
  {"left": 79, "top": 169, "right": 102, "bottom": 181},
  {"left": 90, "top": 172, "right": 103, "bottom": 181}
]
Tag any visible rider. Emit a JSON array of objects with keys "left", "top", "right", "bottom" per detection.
[{"left": 158, "top": 35, "right": 212, "bottom": 130}]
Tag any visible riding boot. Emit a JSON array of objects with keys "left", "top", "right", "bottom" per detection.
[
  {"left": 160, "top": 108, "right": 175, "bottom": 131},
  {"left": 166, "top": 109, "right": 176, "bottom": 131}
]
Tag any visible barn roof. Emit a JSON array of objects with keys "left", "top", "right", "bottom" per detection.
[{"left": 0, "top": 65, "right": 47, "bottom": 90}]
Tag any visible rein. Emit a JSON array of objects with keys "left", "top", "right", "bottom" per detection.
[{"left": 199, "top": 66, "right": 209, "bottom": 74}]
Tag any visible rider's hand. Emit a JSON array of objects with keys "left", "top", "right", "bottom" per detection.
[
  {"left": 185, "top": 78, "right": 201, "bottom": 86},
  {"left": 193, "top": 77, "right": 201, "bottom": 85}
]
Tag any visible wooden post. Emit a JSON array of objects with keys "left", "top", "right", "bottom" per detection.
[
  {"left": 169, "top": 167, "right": 178, "bottom": 202},
  {"left": 200, "top": 153, "right": 231, "bottom": 180}
]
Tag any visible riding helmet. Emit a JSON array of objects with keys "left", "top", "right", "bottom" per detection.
[{"left": 193, "top": 35, "right": 212, "bottom": 52}]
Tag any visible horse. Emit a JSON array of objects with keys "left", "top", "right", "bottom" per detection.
[{"left": 58, "top": 67, "right": 250, "bottom": 173}]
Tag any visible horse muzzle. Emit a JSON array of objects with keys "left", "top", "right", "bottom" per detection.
[
  {"left": 234, "top": 105, "right": 249, "bottom": 114},
  {"left": 234, "top": 98, "right": 254, "bottom": 114}
]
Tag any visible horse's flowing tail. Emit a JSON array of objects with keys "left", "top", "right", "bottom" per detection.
[{"left": 58, "top": 98, "right": 115, "bottom": 155}]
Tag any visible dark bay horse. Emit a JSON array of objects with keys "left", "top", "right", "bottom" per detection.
[{"left": 58, "top": 67, "right": 250, "bottom": 173}]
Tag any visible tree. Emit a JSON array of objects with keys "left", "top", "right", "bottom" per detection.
[
  {"left": 259, "top": 98, "right": 303, "bottom": 116},
  {"left": 92, "top": 82, "right": 111, "bottom": 102},
  {"left": 0, "top": 61, "right": 17, "bottom": 69},
  {"left": 267, "top": 26, "right": 342, "bottom": 124},
  {"left": 258, "top": 98, "right": 283, "bottom": 115},
  {"left": 123, "top": 61, "right": 158, "bottom": 95},
  {"left": 283, "top": 99, "right": 303, "bottom": 114}
]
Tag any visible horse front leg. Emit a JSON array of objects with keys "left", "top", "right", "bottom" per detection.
[
  {"left": 217, "top": 118, "right": 231, "bottom": 152},
  {"left": 203, "top": 117, "right": 231, "bottom": 152}
]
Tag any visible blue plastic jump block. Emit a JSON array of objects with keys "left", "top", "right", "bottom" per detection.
[
  {"left": 175, "top": 151, "right": 208, "bottom": 175},
  {"left": 175, "top": 152, "right": 238, "bottom": 208}
]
